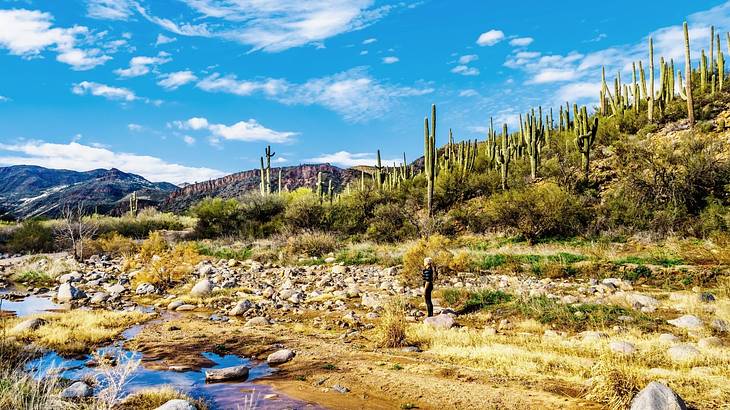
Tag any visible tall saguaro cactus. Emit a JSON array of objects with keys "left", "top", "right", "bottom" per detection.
[
  {"left": 648, "top": 37, "right": 655, "bottom": 121},
  {"left": 684, "top": 21, "right": 695, "bottom": 127},
  {"left": 424, "top": 104, "right": 437, "bottom": 217},
  {"left": 524, "top": 108, "right": 546, "bottom": 179},
  {"left": 574, "top": 106, "right": 599, "bottom": 179},
  {"left": 129, "top": 191, "right": 138, "bottom": 217},
  {"left": 495, "top": 124, "right": 513, "bottom": 190}
]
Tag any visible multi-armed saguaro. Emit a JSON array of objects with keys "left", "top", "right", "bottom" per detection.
[
  {"left": 574, "top": 105, "right": 599, "bottom": 179},
  {"left": 424, "top": 104, "right": 437, "bottom": 217},
  {"left": 495, "top": 123, "right": 513, "bottom": 190}
]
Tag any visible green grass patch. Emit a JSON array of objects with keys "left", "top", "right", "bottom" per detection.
[
  {"left": 475, "top": 254, "right": 508, "bottom": 270},
  {"left": 335, "top": 248, "right": 379, "bottom": 265},
  {"left": 614, "top": 255, "right": 684, "bottom": 267},
  {"left": 462, "top": 290, "right": 513, "bottom": 313},
  {"left": 10, "top": 270, "right": 54, "bottom": 287},
  {"left": 194, "top": 243, "right": 252, "bottom": 261}
]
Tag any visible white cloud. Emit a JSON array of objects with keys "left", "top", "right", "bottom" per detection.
[
  {"left": 306, "top": 151, "right": 400, "bottom": 167},
  {"left": 359, "top": 50, "right": 368, "bottom": 55},
  {"left": 183, "top": 135, "right": 196, "bottom": 145},
  {"left": 451, "top": 65, "right": 479, "bottom": 76},
  {"left": 127, "top": 123, "right": 143, "bottom": 131},
  {"left": 382, "top": 56, "right": 399, "bottom": 64},
  {"left": 72, "top": 81, "right": 136, "bottom": 101},
  {"left": 86, "top": 0, "right": 134, "bottom": 20},
  {"left": 197, "top": 68, "right": 433, "bottom": 122},
  {"left": 0, "top": 95, "right": 9, "bottom": 102},
  {"left": 459, "top": 89, "right": 478, "bottom": 97},
  {"left": 273, "top": 157, "right": 288, "bottom": 164},
  {"left": 136, "top": 0, "right": 397, "bottom": 52},
  {"left": 158, "top": 70, "right": 198, "bottom": 90},
  {"left": 362, "top": 38, "right": 377, "bottom": 45},
  {"left": 0, "top": 9, "right": 111, "bottom": 70},
  {"left": 0, "top": 141, "right": 225, "bottom": 184},
  {"left": 172, "top": 117, "right": 297, "bottom": 143},
  {"left": 458, "top": 54, "right": 478, "bottom": 64},
  {"left": 528, "top": 68, "right": 578, "bottom": 84},
  {"left": 509, "top": 37, "right": 533, "bottom": 47},
  {"left": 553, "top": 81, "right": 601, "bottom": 105},
  {"left": 114, "top": 52, "right": 171, "bottom": 78},
  {"left": 155, "top": 33, "right": 177, "bottom": 46},
  {"left": 476, "top": 29, "right": 504, "bottom": 46}
]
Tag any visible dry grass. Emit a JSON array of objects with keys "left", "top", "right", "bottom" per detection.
[
  {"left": 8, "top": 310, "right": 151, "bottom": 354},
  {"left": 376, "top": 297, "right": 408, "bottom": 348},
  {"left": 133, "top": 242, "right": 203, "bottom": 289},
  {"left": 409, "top": 322, "right": 730, "bottom": 408},
  {"left": 118, "top": 386, "right": 209, "bottom": 410}
]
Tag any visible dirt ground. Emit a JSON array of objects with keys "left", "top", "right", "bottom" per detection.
[{"left": 127, "top": 315, "right": 605, "bottom": 410}]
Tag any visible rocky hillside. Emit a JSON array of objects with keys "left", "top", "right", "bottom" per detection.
[
  {"left": 161, "top": 164, "right": 365, "bottom": 213},
  {"left": 0, "top": 166, "right": 177, "bottom": 220}
]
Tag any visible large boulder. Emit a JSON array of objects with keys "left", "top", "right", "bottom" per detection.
[
  {"left": 204, "top": 365, "right": 249, "bottom": 382},
  {"left": 630, "top": 381, "right": 687, "bottom": 410},
  {"left": 57, "top": 283, "right": 85, "bottom": 302},
  {"left": 135, "top": 282, "right": 156, "bottom": 295},
  {"left": 228, "top": 300, "right": 252, "bottom": 316},
  {"left": 11, "top": 318, "right": 46, "bottom": 333},
  {"left": 59, "top": 381, "right": 93, "bottom": 398},
  {"left": 609, "top": 341, "right": 636, "bottom": 355},
  {"left": 244, "top": 317, "right": 270, "bottom": 327},
  {"left": 424, "top": 314, "right": 455, "bottom": 330},
  {"left": 267, "top": 349, "right": 295, "bottom": 365},
  {"left": 190, "top": 279, "right": 212, "bottom": 297},
  {"left": 626, "top": 293, "right": 660, "bottom": 312},
  {"left": 667, "top": 344, "right": 701, "bottom": 362},
  {"left": 667, "top": 315, "right": 703, "bottom": 330},
  {"left": 154, "top": 399, "right": 197, "bottom": 410}
]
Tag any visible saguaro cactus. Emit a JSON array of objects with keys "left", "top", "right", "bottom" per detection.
[
  {"left": 648, "top": 37, "right": 655, "bottom": 121},
  {"left": 574, "top": 106, "right": 599, "bottom": 178},
  {"left": 524, "top": 108, "right": 546, "bottom": 179},
  {"left": 684, "top": 21, "right": 695, "bottom": 127},
  {"left": 424, "top": 104, "right": 437, "bottom": 217},
  {"left": 129, "top": 191, "right": 138, "bottom": 217},
  {"left": 495, "top": 124, "right": 513, "bottom": 190}
]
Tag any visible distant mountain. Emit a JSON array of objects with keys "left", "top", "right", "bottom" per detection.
[
  {"left": 0, "top": 165, "right": 178, "bottom": 220},
  {"left": 161, "top": 163, "right": 367, "bottom": 213}
]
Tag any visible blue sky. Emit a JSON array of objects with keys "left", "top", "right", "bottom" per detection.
[{"left": 0, "top": 0, "right": 728, "bottom": 184}]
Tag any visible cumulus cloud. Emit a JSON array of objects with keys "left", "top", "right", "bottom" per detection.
[
  {"left": 155, "top": 33, "right": 177, "bottom": 46},
  {"left": 157, "top": 70, "right": 198, "bottom": 90},
  {"left": 72, "top": 81, "right": 137, "bottom": 101},
  {"left": 306, "top": 151, "right": 400, "bottom": 167},
  {"left": 509, "top": 37, "right": 533, "bottom": 47},
  {"left": 528, "top": 68, "right": 578, "bottom": 84},
  {"left": 476, "top": 29, "right": 504, "bottom": 46},
  {"left": 451, "top": 65, "right": 479, "bottom": 76},
  {"left": 172, "top": 117, "right": 297, "bottom": 143},
  {"left": 458, "top": 54, "right": 478, "bottom": 64},
  {"left": 86, "top": 0, "right": 134, "bottom": 20},
  {"left": 183, "top": 135, "right": 196, "bottom": 145},
  {"left": 114, "top": 52, "right": 171, "bottom": 77},
  {"left": 197, "top": 73, "right": 287, "bottom": 96},
  {"left": 0, "top": 9, "right": 111, "bottom": 70},
  {"left": 127, "top": 123, "right": 143, "bottom": 131},
  {"left": 382, "top": 56, "right": 399, "bottom": 64},
  {"left": 0, "top": 141, "right": 225, "bottom": 184}
]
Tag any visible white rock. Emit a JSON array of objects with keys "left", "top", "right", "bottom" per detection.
[
  {"left": 630, "top": 381, "right": 687, "bottom": 410},
  {"left": 698, "top": 337, "right": 722, "bottom": 348},
  {"left": 190, "top": 279, "right": 212, "bottom": 297},
  {"left": 609, "top": 341, "right": 637, "bottom": 355},
  {"left": 204, "top": 365, "right": 249, "bottom": 382},
  {"left": 667, "top": 315, "right": 703, "bottom": 329},
  {"left": 11, "top": 318, "right": 45, "bottom": 333},
  {"left": 135, "top": 282, "right": 156, "bottom": 295},
  {"left": 424, "top": 314, "right": 455, "bottom": 330},
  {"left": 57, "top": 283, "right": 85, "bottom": 302},
  {"left": 267, "top": 349, "right": 295, "bottom": 365},
  {"left": 245, "top": 317, "right": 270, "bottom": 327},
  {"left": 667, "top": 344, "right": 701, "bottom": 362},
  {"left": 154, "top": 399, "right": 197, "bottom": 410},
  {"left": 59, "top": 381, "right": 93, "bottom": 398},
  {"left": 658, "top": 333, "right": 679, "bottom": 343}
]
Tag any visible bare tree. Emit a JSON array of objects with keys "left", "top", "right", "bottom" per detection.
[{"left": 55, "top": 202, "right": 98, "bottom": 261}]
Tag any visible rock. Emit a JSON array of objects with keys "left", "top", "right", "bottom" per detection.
[
  {"left": 204, "top": 365, "right": 249, "bottom": 382},
  {"left": 360, "top": 293, "right": 382, "bottom": 309},
  {"left": 324, "top": 257, "right": 336, "bottom": 263},
  {"left": 175, "top": 304, "right": 197, "bottom": 311},
  {"left": 154, "top": 399, "right": 198, "bottom": 410},
  {"left": 402, "top": 346, "right": 421, "bottom": 353},
  {"left": 332, "top": 384, "right": 350, "bottom": 394},
  {"left": 58, "top": 272, "right": 82, "bottom": 283},
  {"left": 710, "top": 319, "right": 729, "bottom": 333},
  {"left": 667, "top": 315, "right": 703, "bottom": 329},
  {"left": 59, "top": 381, "right": 93, "bottom": 398},
  {"left": 228, "top": 300, "right": 252, "bottom": 316},
  {"left": 698, "top": 337, "right": 722, "bottom": 348},
  {"left": 659, "top": 333, "right": 680, "bottom": 343},
  {"left": 667, "top": 344, "right": 701, "bottom": 362},
  {"left": 106, "top": 284, "right": 126, "bottom": 295},
  {"left": 626, "top": 293, "right": 659, "bottom": 312},
  {"left": 630, "top": 381, "right": 687, "bottom": 410},
  {"left": 267, "top": 349, "right": 295, "bottom": 365},
  {"left": 245, "top": 317, "right": 270, "bottom": 327},
  {"left": 580, "top": 331, "right": 608, "bottom": 342},
  {"left": 609, "top": 341, "right": 637, "bottom": 355},
  {"left": 135, "top": 282, "right": 156, "bottom": 295},
  {"left": 332, "top": 265, "right": 349, "bottom": 275},
  {"left": 197, "top": 264, "right": 214, "bottom": 276},
  {"left": 57, "top": 283, "right": 85, "bottom": 302},
  {"left": 12, "top": 318, "right": 45, "bottom": 332},
  {"left": 191, "top": 279, "right": 212, "bottom": 297},
  {"left": 89, "top": 292, "right": 109, "bottom": 304},
  {"left": 698, "top": 292, "right": 715, "bottom": 303},
  {"left": 423, "top": 314, "right": 455, "bottom": 330},
  {"left": 167, "top": 300, "right": 184, "bottom": 310}
]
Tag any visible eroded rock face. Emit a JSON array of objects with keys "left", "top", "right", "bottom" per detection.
[
  {"left": 154, "top": 399, "right": 198, "bottom": 410},
  {"left": 630, "top": 381, "right": 687, "bottom": 410},
  {"left": 204, "top": 365, "right": 249, "bottom": 382},
  {"left": 267, "top": 349, "right": 295, "bottom": 365}
]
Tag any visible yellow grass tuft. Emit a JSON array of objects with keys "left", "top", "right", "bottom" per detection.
[
  {"left": 376, "top": 297, "right": 408, "bottom": 348},
  {"left": 118, "top": 386, "right": 209, "bottom": 410}
]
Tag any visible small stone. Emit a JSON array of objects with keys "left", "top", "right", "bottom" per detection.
[
  {"left": 423, "top": 314, "right": 455, "bottom": 330},
  {"left": 710, "top": 319, "right": 729, "bottom": 333},
  {"left": 629, "top": 381, "right": 687, "bottom": 410},
  {"left": 11, "top": 318, "right": 45, "bottom": 332},
  {"left": 245, "top": 317, "right": 270, "bottom": 327},
  {"left": 667, "top": 344, "right": 701, "bottom": 362},
  {"left": 698, "top": 337, "right": 722, "bottom": 348},
  {"left": 581, "top": 331, "right": 608, "bottom": 342},
  {"left": 135, "top": 282, "right": 156, "bottom": 295},
  {"left": 324, "top": 257, "right": 336, "bottom": 264},
  {"left": 332, "top": 265, "right": 349, "bottom": 275},
  {"left": 667, "top": 315, "right": 703, "bottom": 330},
  {"left": 154, "top": 399, "right": 197, "bottom": 410},
  {"left": 204, "top": 365, "right": 249, "bottom": 382},
  {"left": 267, "top": 349, "right": 295, "bottom": 365},
  {"left": 659, "top": 333, "right": 680, "bottom": 343},
  {"left": 228, "top": 300, "right": 252, "bottom": 316},
  {"left": 609, "top": 341, "right": 637, "bottom": 355},
  {"left": 90, "top": 292, "right": 109, "bottom": 304},
  {"left": 167, "top": 300, "right": 184, "bottom": 310},
  {"left": 402, "top": 346, "right": 421, "bottom": 353},
  {"left": 190, "top": 279, "right": 212, "bottom": 297},
  {"left": 105, "top": 284, "right": 126, "bottom": 295},
  {"left": 59, "top": 381, "right": 93, "bottom": 398},
  {"left": 175, "top": 304, "right": 197, "bottom": 311},
  {"left": 332, "top": 384, "right": 350, "bottom": 394}
]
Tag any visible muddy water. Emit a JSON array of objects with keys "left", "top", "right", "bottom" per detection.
[{"left": 8, "top": 294, "right": 323, "bottom": 409}]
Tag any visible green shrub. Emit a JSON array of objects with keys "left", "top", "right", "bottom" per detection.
[
  {"left": 284, "top": 189, "right": 326, "bottom": 232},
  {"left": 480, "top": 182, "right": 588, "bottom": 243},
  {"left": 192, "top": 198, "right": 241, "bottom": 238},
  {"left": 11, "top": 270, "right": 54, "bottom": 287},
  {"left": 285, "top": 232, "right": 340, "bottom": 257},
  {"left": 195, "top": 242, "right": 252, "bottom": 261},
  {"left": 6, "top": 220, "right": 54, "bottom": 254},
  {"left": 475, "top": 254, "right": 507, "bottom": 270},
  {"left": 366, "top": 202, "right": 417, "bottom": 243},
  {"left": 462, "top": 289, "right": 513, "bottom": 313}
]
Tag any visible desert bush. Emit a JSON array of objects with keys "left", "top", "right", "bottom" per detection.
[
  {"left": 195, "top": 241, "right": 252, "bottom": 261},
  {"left": 134, "top": 242, "right": 202, "bottom": 288},
  {"left": 584, "top": 356, "right": 645, "bottom": 410},
  {"left": 285, "top": 231, "right": 340, "bottom": 257},
  {"left": 191, "top": 198, "right": 241, "bottom": 238},
  {"left": 6, "top": 220, "right": 54, "bottom": 254},
  {"left": 85, "top": 232, "right": 138, "bottom": 257},
  {"left": 366, "top": 202, "right": 417, "bottom": 243},
  {"left": 480, "top": 182, "right": 588, "bottom": 243},
  {"left": 139, "top": 231, "right": 168, "bottom": 262},
  {"left": 10, "top": 270, "right": 54, "bottom": 287},
  {"left": 402, "top": 235, "right": 454, "bottom": 285},
  {"left": 284, "top": 189, "right": 327, "bottom": 232},
  {"left": 376, "top": 297, "right": 408, "bottom": 348},
  {"left": 119, "top": 387, "right": 209, "bottom": 410},
  {"left": 95, "top": 211, "right": 190, "bottom": 238}
]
